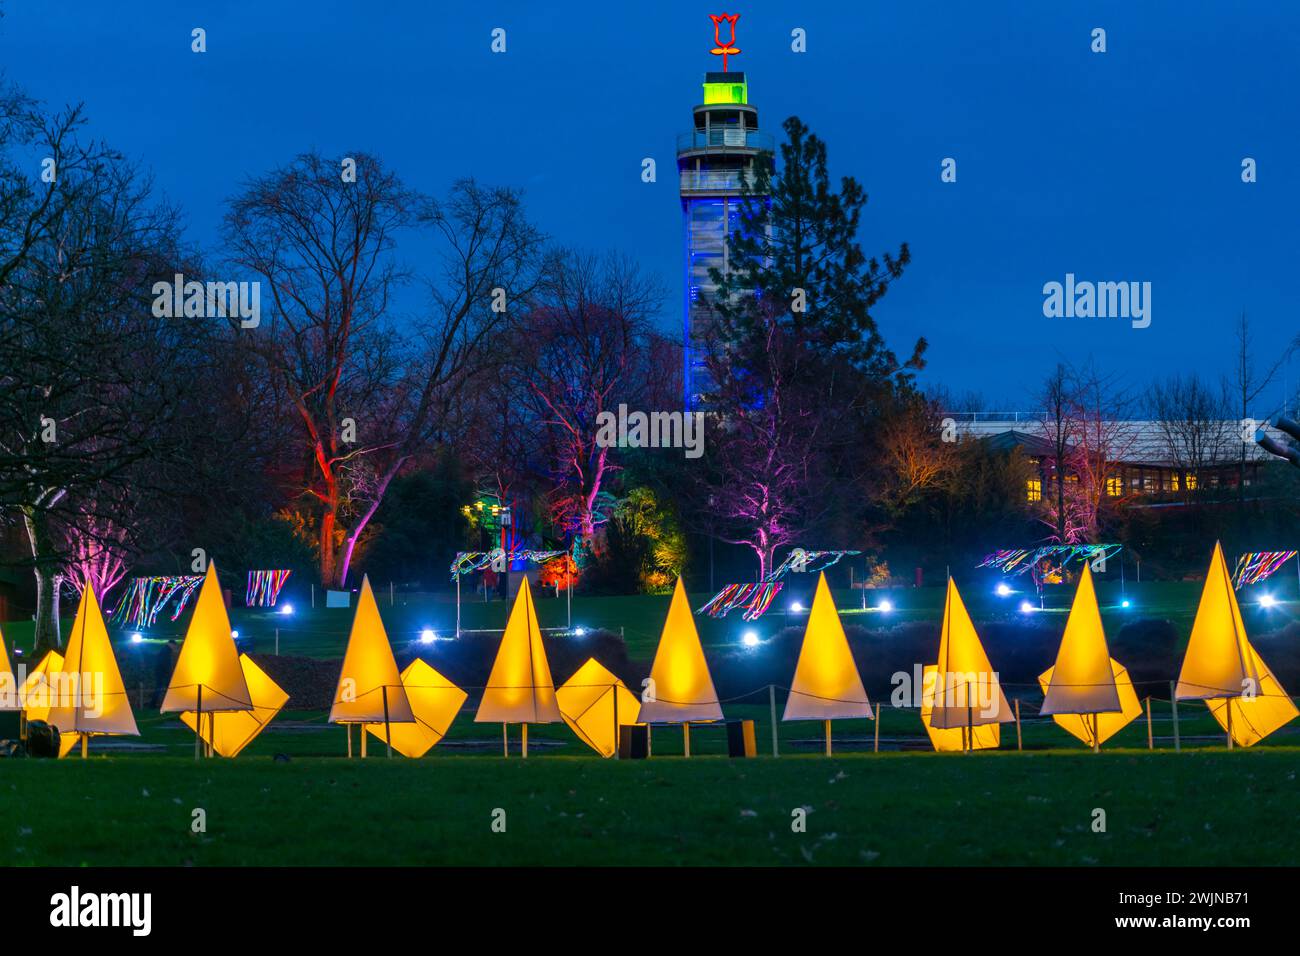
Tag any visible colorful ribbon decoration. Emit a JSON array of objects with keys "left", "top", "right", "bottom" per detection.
[
  {"left": 1232, "top": 551, "right": 1298, "bottom": 589},
  {"left": 246, "top": 569, "right": 292, "bottom": 607},
  {"left": 450, "top": 549, "right": 567, "bottom": 579},
  {"left": 110, "top": 576, "right": 204, "bottom": 629},
  {"left": 698, "top": 582, "right": 784, "bottom": 620}
]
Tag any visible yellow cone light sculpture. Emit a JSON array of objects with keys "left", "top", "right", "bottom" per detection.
[
  {"left": 180, "top": 655, "right": 289, "bottom": 757},
  {"left": 363, "top": 658, "right": 466, "bottom": 758},
  {"left": 0, "top": 626, "right": 18, "bottom": 712},
  {"left": 928, "top": 578, "right": 1012, "bottom": 750},
  {"left": 783, "top": 572, "right": 872, "bottom": 754},
  {"left": 1038, "top": 564, "right": 1137, "bottom": 750},
  {"left": 921, "top": 664, "right": 999, "bottom": 751},
  {"left": 638, "top": 576, "right": 722, "bottom": 756},
  {"left": 1175, "top": 542, "right": 1298, "bottom": 747},
  {"left": 19, "top": 650, "right": 71, "bottom": 755},
  {"left": 330, "top": 575, "right": 415, "bottom": 756},
  {"left": 556, "top": 657, "right": 641, "bottom": 758},
  {"left": 44, "top": 583, "right": 139, "bottom": 758},
  {"left": 475, "top": 577, "right": 561, "bottom": 756},
  {"left": 161, "top": 562, "right": 254, "bottom": 758}
]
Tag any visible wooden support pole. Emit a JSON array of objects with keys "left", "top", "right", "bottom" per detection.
[
  {"left": 1226, "top": 700, "right": 1234, "bottom": 750},
  {"left": 382, "top": 685, "right": 393, "bottom": 758},
  {"left": 965, "top": 680, "right": 974, "bottom": 753},
  {"left": 873, "top": 707, "right": 881, "bottom": 753},
  {"left": 769, "top": 684, "right": 779, "bottom": 757},
  {"left": 1092, "top": 713, "right": 1100, "bottom": 753},
  {"left": 612, "top": 683, "right": 619, "bottom": 759},
  {"left": 361, "top": 724, "right": 368, "bottom": 758},
  {"left": 1145, "top": 697, "right": 1153, "bottom": 750},
  {"left": 346, "top": 723, "right": 352, "bottom": 758},
  {"left": 80, "top": 731, "right": 87, "bottom": 759},
  {"left": 824, "top": 719, "right": 832, "bottom": 757},
  {"left": 647, "top": 723, "right": 652, "bottom": 757},
  {"left": 522, "top": 722, "right": 528, "bottom": 759},
  {"left": 194, "top": 684, "right": 203, "bottom": 761},
  {"left": 502, "top": 722, "right": 508, "bottom": 757},
  {"left": 683, "top": 722, "right": 691, "bottom": 758},
  {"left": 1170, "top": 682, "right": 1181, "bottom": 753},
  {"left": 1014, "top": 698, "right": 1022, "bottom": 751}
]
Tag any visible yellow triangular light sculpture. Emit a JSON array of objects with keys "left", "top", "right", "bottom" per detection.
[
  {"left": 19, "top": 650, "right": 63, "bottom": 721},
  {"left": 329, "top": 575, "right": 415, "bottom": 725},
  {"left": 180, "top": 654, "right": 289, "bottom": 757},
  {"left": 1205, "top": 643, "right": 1297, "bottom": 747},
  {"left": 364, "top": 658, "right": 467, "bottom": 758},
  {"left": 475, "top": 577, "right": 561, "bottom": 724},
  {"left": 0, "top": 626, "right": 18, "bottom": 711},
  {"left": 161, "top": 562, "right": 253, "bottom": 713},
  {"left": 929, "top": 578, "right": 1012, "bottom": 730},
  {"left": 1040, "top": 564, "right": 1123, "bottom": 713},
  {"left": 556, "top": 657, "right": 641, "bottom": 758},
  {"left": 921, "top": 665, "right": 999, "bottom": 752},
  {"left": 637, "top": 576, "right": 723, "bottom": 723},
  {"left": 44, "top": 583, "right": 139, "bottom": 755},
  {"left": 1177, "top": 543, "right": 1297, "bottom": 746},
  {"left": 1038, "top": 659, "right": 1142, "bottom": 748},
  {"left": 784, "top": 572, "right": 872, "bottom": 720}
]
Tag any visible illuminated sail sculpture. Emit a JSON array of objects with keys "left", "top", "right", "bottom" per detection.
[
  {"left": 1038, "top": 564, "right": 1139, "bottom": 749},
  {"left": 556, "top": 658, "right": 641, "bottom": 758},
  {"left": 783, "top": 573, "right": 871, "bottom": 754},
  {"left": 475, "top": 577, "right": 560, "bottom": 756},
  {"left": 0, "top": 627, "right": 17, "bottom": 712},
  {"left": 161, "top": 562, "right": 253, "bottom": 713},
  {"left": 364, "top": 659, "right": 466, "bottom": 758},
  {"left": 928, "top": 578, "right": 1012, "bottom": 749},
  {"left": 921, "top": 665, "right": 999, "bottom": 752},
  {"left": 180, "top": 655, "right": 288, "bottom": 757},
  {"left": 639, "top": 577, "right": 723, "bottom": 724},
  {"left": 19, "top": 651, "right": 76, "bottom": 757},
  {"left": 44, "top": 584, "right": 139, "bottom": 757},
  {"left": 330, "top": 576, "right": 415, "bottom": 756},
  {"left": 1176, "top": 542, "right": 1298, "bottom": 747}
]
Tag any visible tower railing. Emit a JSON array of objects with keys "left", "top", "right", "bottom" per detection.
[{"left": 677, "top": 129, "right": 775, "bottom": 151}]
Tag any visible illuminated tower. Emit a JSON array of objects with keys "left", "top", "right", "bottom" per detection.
[{"left": 679, "top": 14, "right": 772, "bottom": 408}]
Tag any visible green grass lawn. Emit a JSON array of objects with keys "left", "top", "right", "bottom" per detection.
[{"left": 4, "top": 748, "right": 1297, "bottom": 866}]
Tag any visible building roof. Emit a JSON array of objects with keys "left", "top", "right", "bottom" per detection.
[{"left": 952, "top": 415, "right": 1287, "bottom": 467}]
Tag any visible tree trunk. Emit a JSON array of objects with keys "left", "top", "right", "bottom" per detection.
[
  {"left": 319, "top": 508, "right": 338, "bottom": 589},
  {"left": 24, "top": 506, "right": 63, "bottom": 656}
]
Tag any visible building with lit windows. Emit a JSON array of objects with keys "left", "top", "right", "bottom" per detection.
[{"left": 952, "top": 414, "right": 1286, "bottom": 505}]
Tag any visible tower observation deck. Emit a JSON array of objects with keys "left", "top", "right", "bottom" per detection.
[{"left": 678, "top": 70, "right": 773, "bottom": 408}]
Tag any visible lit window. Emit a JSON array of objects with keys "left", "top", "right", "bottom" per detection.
[
  {"left": 1026, "top": 478, "right": 1042, "bottom": 503},
  {"left": 1184, "top": 472, "right": 1197, "bottom": 490},
  {"left": 1106, "top": 476, "right": 1122, "bottom": 497}
]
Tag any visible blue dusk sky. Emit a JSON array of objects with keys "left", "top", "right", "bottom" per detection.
[{"left": 3, "top": 1, "right": 1298, "bottom": 412}]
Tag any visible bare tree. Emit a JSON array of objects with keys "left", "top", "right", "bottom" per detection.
[
  {"left": 225, "top": 155, "right": 544, "bottom": 587},
  {"left": 1148, "top": 372, "right": 1231, "bottom": 500},
  {"left": 514, "top": 251, "right": 663, "bottom": 542}
]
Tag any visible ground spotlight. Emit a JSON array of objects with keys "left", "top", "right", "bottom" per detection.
[
  {"left": 230, "top": 629, "right": 240, "bottom": 639},
  {"left": 1019, "top": 601, "right": 1035, "bottom": 613},
  {"left": 1260, "top": 594, "right": 1277, "bottom": 608},
  {"left": 877, "top": 599, "right": 894, "bottom": 613},
  {"left": 131, "top": 632, "right": 143, "bottom": 644},
  {"left": 995, "top": 583, "right": 1012, "bottom": 597},
  {"left": 790, "top": 601, "right": 804, "bottom": 613},
  {"left": 741, "top": 630, "right": 760, "bottom": 647},
  {"left": 1121, "top": 599, "right": 1131, "bottom": 609},
  {"left": 279, "top": 603, "right": 294, "bottom": 616},
  {"left": 419, "top": 627, "right": 436, "bottom": 644},
  {"left": 574, "top": 627, "right": 587, "bottom": 637}
]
